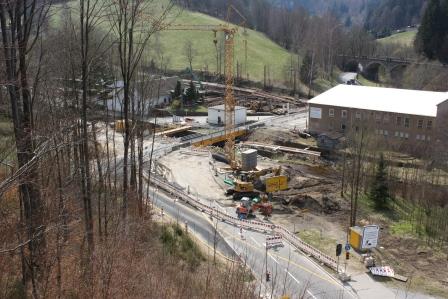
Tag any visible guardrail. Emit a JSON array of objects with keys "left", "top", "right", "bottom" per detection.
[{"left": 148, "top": 175, "right": 338, "bottom": 271}]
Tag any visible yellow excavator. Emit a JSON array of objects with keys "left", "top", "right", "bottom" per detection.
[{"left": 225, "top": 166, "right": 286, "bottom": 200}]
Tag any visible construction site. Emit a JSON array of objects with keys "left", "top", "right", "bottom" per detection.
[{"left": 94, "top": 7, "right": 448, "bottom": 298}]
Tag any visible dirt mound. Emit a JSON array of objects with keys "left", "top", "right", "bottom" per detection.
[{"left": 282, "top": 194, "right": 342, "bottom": 214}]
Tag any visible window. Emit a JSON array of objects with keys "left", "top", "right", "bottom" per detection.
[
  {"left": 341, "top": 124, "right": 346, "bottom": 131},
  {"left": 395, "top": 131, "right": 399, "bottom": 137},
  {"left": 384, "top": 130, "right": 389, "bottom": 136},
  {"left": 355, "top": 111, "right": 361, "bottom": 120},
  {"left": 421, "top": 135, "right": 426, "bottom": 141},
  {"left": 427, "top": 120, "right": 433, "bottom": 130},
  {"left": 341, "top": 110, "right": 347, "bottom": 118},
  {"left": 400, "top": 132, "right": 404, "bottom": 138},
  {"left": 375, "top": 113, "right": 382, "bottom": 122},
  {"left": 379, "top": 129, "right": 383, "bottom": 135},
  {"left": 383, "top": 113, "right": 390, "bottom": 123},
  {"left": 416, "top": 134, "right": 420, "bottom": 140},
  {"left": 404, "top": 117, "right": 410, "bottom": 128},
  {"left": 329, "top": 108, "right": 334, "bottom": 117},
  {"left": 396, "top": 116, "right": 402, "bottom": 126},
  {"left": 417, "top": 119, "right": 423, "bottom": 129},
  {"left": 329, "top": 122, "right": 334, "bottom": 130},
  {"left": 405, "top": 133, "right": 409, "bottom": 139},
  {"left": 427, "top": 136, "right": 431, "bottom": 141}
]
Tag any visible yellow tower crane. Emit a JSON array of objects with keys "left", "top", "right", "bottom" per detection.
[{"left": 163, "top": 5, "right": 246, "bottom": 169}]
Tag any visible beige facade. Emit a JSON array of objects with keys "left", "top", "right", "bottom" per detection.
[{"left": 307, "top": 85, "right": 448, "bottom": 154}]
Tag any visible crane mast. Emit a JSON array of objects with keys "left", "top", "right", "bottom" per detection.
[
  {"left": 162, "top": 5, "right": 245, "bottom": 168},
  {"left": 223, "top": 29, "right": 236, "bottom": 168}
]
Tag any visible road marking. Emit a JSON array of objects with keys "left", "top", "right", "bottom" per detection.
[
  {"left": 221, "top": 229, "right": 341, "bottom": 287},
  {"left": 306, "top": 289, "right": 317, "bottom": 299},
  {"left": 269, "top": 254, "right": 279, "bottom": 265},
  {"left": 285, "top": 269, "right": 301, "bottom": 284},
  {"left": 250, "top": 236, "right": 262, "bottom": 247}
]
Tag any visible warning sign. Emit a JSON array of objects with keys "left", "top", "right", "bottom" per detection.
[{"left": 370, "top": 266, "right": 394, "bottom": 278}]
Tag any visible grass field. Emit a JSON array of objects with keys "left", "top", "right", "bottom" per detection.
[{"left": 377, "top": 30, "right": 417, "bottom": 47}]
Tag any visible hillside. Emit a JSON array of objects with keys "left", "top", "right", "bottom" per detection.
[
  {"left": 152, "top": 10, "right": 291, "bottom": 82},
  {"left": 378, "top": 30, "right": 417, "bottom": 47},
  {"left": 51, "top": 2, "right": 292, "bottom": 83}
]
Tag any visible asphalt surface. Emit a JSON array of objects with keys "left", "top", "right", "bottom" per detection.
[{"left": 150, "top": 186, "right": 237, "bottom": 259}]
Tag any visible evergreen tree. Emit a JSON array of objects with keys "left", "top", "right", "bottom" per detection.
[
  {"left": 174, "top": 80, "right": 182, "bottom": 98},
  {"left": 415, "top": 0, "right": 448, "bottom": 63},
  {"left": 300, "top": 51, "right": 317, "bottom": 86},
  {"left": 185, "top": 81, "right": 197, "bottom": 104},
  {"left": 369, "top": 153, "right": 391, "bottom": 210}
]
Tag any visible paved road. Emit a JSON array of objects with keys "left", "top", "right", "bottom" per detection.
[
  {"left": 339, "top": 72, "right": 359, "bottom": 84},
  {"left": 148, "top": 182, "right": 356, "bottom": 299},
  {"left": 149, "top": 186, "right": 237, "bottom": 259}
]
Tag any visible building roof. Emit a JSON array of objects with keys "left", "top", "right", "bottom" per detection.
[
  {"left": 308, "top": 84, "right": 448, "bottom": 117},
  {"left": 209, "top": 105, "right": 246, "bottom": 110}
]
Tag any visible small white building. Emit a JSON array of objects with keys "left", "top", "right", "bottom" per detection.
[
  {"left": 208, "top": 105, "right": 247, "bottom": 126},
  {"left": 103, "top": 76, "right": 179, "bottom": 112}
]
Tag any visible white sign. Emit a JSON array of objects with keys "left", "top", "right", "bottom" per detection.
[
  {"left": 362, "top": 225, "right": 379, "bottom": 249},
  {"left": 370, "top": 266, "right": 394, "bottom": 278},
  {"left": 310, "top": 107, "right": 322, "bottom": 119},
  {"left": 266, "top": 235, "right": 284, "bottom": 249}
]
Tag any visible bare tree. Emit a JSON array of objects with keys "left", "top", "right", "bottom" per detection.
[
  {"left": 0, "top": 0, "right": 50, "bottom": 294},
  {"left": 109, "top": 0, "right": 174, "bottom": 220},
  {"left": 184, "top": 40, "right": 197, "bottom": 73}
]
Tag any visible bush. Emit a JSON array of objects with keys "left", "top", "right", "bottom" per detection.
[
  {"left": 160, "top": 224, "right": 204, "bottom": 269},
  {"left": 170, "top": 99, "right": 181, "bottom": 111}
]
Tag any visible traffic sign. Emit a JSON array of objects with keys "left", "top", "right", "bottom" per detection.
[
  {"left": 370, "top": 266, "right": 395, "bottom": 278},
  {"left": 345, "top": 243, "right": 351, "bottom": 252}
]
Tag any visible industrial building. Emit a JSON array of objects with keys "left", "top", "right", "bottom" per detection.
[
  {"left": 208, "top": 105, "right": 247, "bottom": 126},
  {"left": 308, "top": 85, "right": 448, "bottom": 152}
]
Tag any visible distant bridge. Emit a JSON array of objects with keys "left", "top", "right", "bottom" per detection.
[
  {"left": 336, "top": 55, "right": 412, "bottom": 80},
  {"left": 336, "top": 54, "right": 447, "bottom": 81}
]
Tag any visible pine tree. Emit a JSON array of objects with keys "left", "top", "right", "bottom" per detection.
[
  {"left": 185, "top": 81, "right": 197, "bottom": 104},
  {"left": 174, "top": 81, "right": 182, "bottom": 98},
  {"left": 300, "top": 51, "right": 317, "bottom": 86},
  {"left": 415, "top": 0, "right": 448, "bottom": 63},
  {"left": 369, "top": 153, "right": 391, "bottom": 210}
]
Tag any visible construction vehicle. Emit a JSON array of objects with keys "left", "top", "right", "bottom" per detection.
[
  {"left": 236, "top": 196, "right": 273, "bottom": 219},
  {"left": 225, "top": 166, "right": 286, "bottom": 200},
  {"left": 225, "top": 179, "right": 260, "bottom": 200}
]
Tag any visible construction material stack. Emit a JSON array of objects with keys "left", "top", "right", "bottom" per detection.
[{"left": 241, "top": 149, "right": 257, "bottom": 171}]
